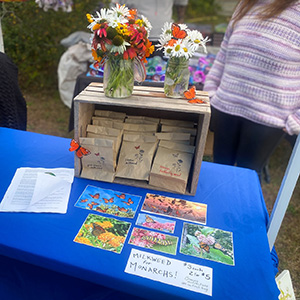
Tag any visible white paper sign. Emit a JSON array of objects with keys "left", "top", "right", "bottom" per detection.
[{"left": 125, "top": 249, "right": 213, "bottom": 296}]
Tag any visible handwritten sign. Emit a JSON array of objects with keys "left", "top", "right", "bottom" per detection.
[{"left": 125, "top": 249, "right": 213, "bottom": 296}]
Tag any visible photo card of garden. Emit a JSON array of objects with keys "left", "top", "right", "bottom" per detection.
[
  {"left": 141, "top": 193, "right": 207, "bottom": 224},
  {"left": 74, "top": 185, "right": 141, "bottom": 218},
  {"left": 129, "top": 227, "right": 178, "bottom": 255},
  {"left": 180, "top": 223, "right": 235, "bottom": 266},
  {"left": 74, "top": 214, "right": 131, "bottom": 254}
]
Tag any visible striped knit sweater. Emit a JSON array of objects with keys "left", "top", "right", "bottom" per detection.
[{"left": 203, "top": 1, "right": 300, "bottom": 135}]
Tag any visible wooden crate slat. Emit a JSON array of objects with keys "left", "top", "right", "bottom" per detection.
[
  {"left": 87, "top": 82, "right": 209, "bottom": 97},
  {"left": 75, "top": 94, "right": 210, "bottom": 114}
]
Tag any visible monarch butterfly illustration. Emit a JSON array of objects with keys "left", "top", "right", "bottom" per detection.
[
  {"left": 115, "top": 193, "right": 126, "bottom": 199},
  {"left": 89, "top": 193, "right": 100, "bottom": 199},
  {"left": 96, "top": 207, "right": 108, "bottom": 213},
  {"left": 184, "top": 86, "right": 205, "bottom": 104},
  {"left": 145, "top": 215, "right": 156, "bottom": 223},
  {"left": 69, "top": 139, "right": 91, "bottom": 158},
  {"left": 142, "top": 236, "right": 172, "bottom": 246},
  {"left": 80, "top": 199, "right": 88, "bottom": 203},
  {"left": 103, "top": 197, "right": 114, "bottom": 204},
  {"left": 87, "top": 203, "right": 94, "bottom": 210},
  {"left": 91, "top": 223, "right": 106, "bottom": 236},
  {"left": 91, "top": 201, "right": 99, "bottom": 206},
  {"left": 122, "top": 198, "right": 134, "bottom": 206},
  {"left": 117, "top": 206, "right": 128, "bottom": 212}
]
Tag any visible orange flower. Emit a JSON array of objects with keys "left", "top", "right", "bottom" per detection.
[
  {"left": 92, "top": 23, "right": 101, "bottom": 31},
  {"left": 128, "top": 9, "right": 137, "bottom": 20},
  {"left": 98, "top": 221, "right": 113, "bottom": 229},
  {"left": 123, "top": 47, "right": 137, "bottom": 60},
  {"left": 75, "top": 237, "right": 92, "bottom": 246},
  {"left": 98, "top": 232, "right": 115, "bottom": 242}
]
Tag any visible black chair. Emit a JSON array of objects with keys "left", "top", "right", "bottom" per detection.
[{"left": 0, "top": 52, "right": 27, "bottom": 131}]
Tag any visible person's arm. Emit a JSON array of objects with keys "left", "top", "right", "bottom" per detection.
[
  {"left": 286, "top": 110, "right": 300, "bottom": 135},
  {"left": 176, "top": 5, "right": 186, "bottom": 23}
]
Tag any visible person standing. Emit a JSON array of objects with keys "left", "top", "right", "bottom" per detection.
[{"left": 203, "top": 0, "right": 300, "bottom": 180}]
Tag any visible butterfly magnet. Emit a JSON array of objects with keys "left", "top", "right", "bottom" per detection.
[
  {"left": 69, "top": 139, "right": 91, "bottom": 158},
  {"left": 184, "top": 86, "right": 207, "bottom": 104}
]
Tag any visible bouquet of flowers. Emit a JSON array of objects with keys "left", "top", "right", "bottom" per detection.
[
  {"left": 86, "top": 4, "right": 154, "bottom": 97},
  {"left": 157, "top": 22, "right": 209, "bottom": 98}
]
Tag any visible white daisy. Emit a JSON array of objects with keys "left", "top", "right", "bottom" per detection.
[
  {"left": 170, "top": 40, "right": 186, "bottom": 58},
  {"left": 163, "top": 45, "right": 173, "bottom": 58},
  {"left": 141, "top": 15, "right": 152, "bottom": 34},
  {"left": 188, "top": 30, "right": 204, "bottom": 45},
  {"left": 96, "top": 8, "right": 111, "bottom": 22},
  {"left": 106, "top": 40, "right": 130, "bottom": 54},
  {"left": 157, "top": 33, "right": 172, "bottom": 50},
  {"left": 111, "top": 3, "right": 130, "bottom": 18},
  {"left": 180, "top": 40, "right": 194, "bottom": 59},
  {"left": 108, "top": 15, "right": 128, "bottom": 28},
  {"left": 188, "top": 30, "right": 209, "bottom": 53},
  {"left": 160, "top": 22, "right": 172, "bottom": 36},
  {"left": 176, "top": 23, "right": 188, "bottom": 31}
]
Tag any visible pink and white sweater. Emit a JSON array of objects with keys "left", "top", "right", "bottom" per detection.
[{"left": 203, "top": 1, "right": 300, "bottom": 135}]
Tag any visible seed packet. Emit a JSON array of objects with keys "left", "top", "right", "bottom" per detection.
[
  {"left": 116, "top": 134, "right": 158, "bottom": 181},
  {"left": 149, "top": 141, "right": 195, "bottom": 194}
]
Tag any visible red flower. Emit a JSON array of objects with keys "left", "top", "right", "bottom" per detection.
[
  {"left": 96, "top": 23, "right": 108, "bottom": 38},
  {"left": 123, "top": 47, "right": 137, "bottom": 60}
]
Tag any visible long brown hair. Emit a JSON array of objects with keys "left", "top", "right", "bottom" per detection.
[{"left": 232, "top": 0, "right": 298, "bottom": 25}]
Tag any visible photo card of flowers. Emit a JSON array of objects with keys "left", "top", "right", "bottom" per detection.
[
  {"left": 129, "top": 227, "right": 178, "bottom": 255},
  {"left": 141, "top": 193, "right": 207, "bottom": 225},
  {"left": 74, "top": 185, "right": 141, "bottom": 219},
  {"left": 136, "top": 213, "right": 176, "bottom": 233},
  {"left": 74, "top": 214, "right": 131, "bottom": 254},
  {"left": 180, "top": 223, "right": 235, "bottom": 266}
]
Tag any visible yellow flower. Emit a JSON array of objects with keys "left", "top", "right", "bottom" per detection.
[
  {"left": 92, "top": 49, "right": 102, "bottom": 62},
  {"left": 86, "top": 14, "right": 94, "bottom": 23},
  {"left": 135, "top": 19, "right": 143, "bottom": 27},
  {"left": 116, "top": 23, "right": 129, "bottom": 36}
]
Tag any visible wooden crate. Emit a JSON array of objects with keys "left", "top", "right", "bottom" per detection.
[{"left": 74, "top": 82, "right": 211, "bottom": 195}]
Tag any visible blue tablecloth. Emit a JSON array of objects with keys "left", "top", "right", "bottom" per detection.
[{"left": 0, "top": 127, "right": 279, "bottom": 300}]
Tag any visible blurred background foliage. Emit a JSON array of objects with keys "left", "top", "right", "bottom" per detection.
[{"left": 1, "top": 0, "right": 220, "bottom": 91}]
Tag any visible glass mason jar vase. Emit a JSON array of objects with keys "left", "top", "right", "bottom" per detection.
[
  {"left": 164, "top": 57, "right": 190, "bottom": 98},
  {"left": 103, "top": 56, "right": 134, "bottom": 98}
]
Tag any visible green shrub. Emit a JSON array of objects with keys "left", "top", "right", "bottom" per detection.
[{"left": 1, "top": 1, "right": 107, "bottom": 90}]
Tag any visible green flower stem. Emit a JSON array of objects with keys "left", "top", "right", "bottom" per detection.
[
  {"left": 164, "top": 56, "right": 190, "bottom": 98},
  {"left": 104, "top": 56, "right": 134, "bottom": 98}
]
